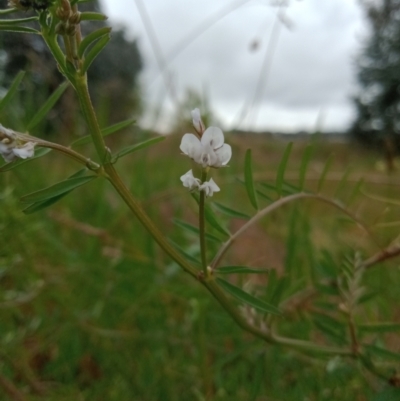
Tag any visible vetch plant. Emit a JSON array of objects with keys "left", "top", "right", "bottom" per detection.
[{"left": 1, "top": 0, "right": 400, "bottom": 397}]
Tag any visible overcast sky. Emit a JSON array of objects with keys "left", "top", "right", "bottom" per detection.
[{"left": 100, "top": 0, "right": 369, "bottom": 133}]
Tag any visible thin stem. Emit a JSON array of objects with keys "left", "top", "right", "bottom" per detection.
[
  {"left": 203, "top": 279, "right": 352, "bottom": 356},
  {"left": 72, "top": 74, "right": 198, "bottom": 278},
  {"left": 105, "top": 166, "right": 198, "bottom": 278},
  {"left": 12, "top": 131, "right": 99, "bottom": 169},
  {"left": 362, "top": 244, "right": 400, "bottom": 269},
  {"left": 211, "top": 193, "right": 380, "bottom": 269},
  {"left": 199, "top": 168, "right": 208, "bottom": 274}
]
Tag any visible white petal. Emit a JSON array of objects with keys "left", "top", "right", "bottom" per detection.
[
  {"left": 180, "top": 169, "right": 200, "bottom": 190},
  {"left": 13, "top": 142, "right": 35, "bottom": 159},
  {"left": 197, "top": 145, "right": 218, "bottom": 168},
  {"left": 0, "top": 141, "right": 16, "bottom": 162},
  {"left": 191, "top": 108, "right": 205, "bottom": 133},
  {"left": 201, "top": 127, "right": 224, "bottom": 150},
  {"left": 191, "top": 108, "right": 201, "bottom": 121},
  {"left": 199, "top": 178, "right": 220, "bottom": 197},
  {"left": 180, "top": 133, "right": 201, "bottom": 156},
  {"left": 215, "top": 144, "right": 232, "bottom": 166}
]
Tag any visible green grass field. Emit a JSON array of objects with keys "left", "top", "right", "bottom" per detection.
[{"left": 1, "top": 131, "right": 400, "bottom": 401}]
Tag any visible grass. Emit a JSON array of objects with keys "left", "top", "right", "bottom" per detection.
[{"left": 1, "top": 131, "right": 400, "bottom": 400}]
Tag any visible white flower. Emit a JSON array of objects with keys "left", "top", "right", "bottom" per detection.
[
  {"left": 0, "top": 124, "right": 36, "bottom": 162},
  {"left": 180, "top": 126, "right": 232, "bottom": 168},
  {"left": 191, "top": 108, "right": 205, "bottom": 134},
  {"left": 12, "top": 142, "right": 35, "bottom": 159},
  {"left": 199, "top": 178, "right": 220, "bottom": 197},
  {"left": 180, "top": 169, "right": 201, "bottom": 190}
]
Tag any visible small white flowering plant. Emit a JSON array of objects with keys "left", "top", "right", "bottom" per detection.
[
  {"left": 179, "top": 109, "right": 230, "bottom": 198},
  {"left": 1, "top": 0, "right": 400, "bottom": 396}
]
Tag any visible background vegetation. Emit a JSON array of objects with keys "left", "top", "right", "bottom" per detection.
[{"left": 1, "top": 128, "right": 400, "bottom": 400}]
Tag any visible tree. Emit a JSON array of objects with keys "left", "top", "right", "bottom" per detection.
[
  {"left": 0, "top": 0, "right": 143, "bottom": 136},
  {"left": 351, "top": 0, "right": 400, "bottom": 169}
]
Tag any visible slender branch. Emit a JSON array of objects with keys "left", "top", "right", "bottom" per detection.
[
  {"left": 199, "top": 168, "right": 208, "bottom": 274},
  {"left": 72, "top": 75, "right": 198, "bottom": 278},
  {"left": 12, "top": 131, "right": 100, "bottom": 169},
  {"left": 361, "top": 244, "right": 400, "bottom": 269},
  {"left": 202, "top": 279, "right": 352, "bottom": 356},
  {"left": 211, "top": 193, "right": 380, "bottom": 269}
]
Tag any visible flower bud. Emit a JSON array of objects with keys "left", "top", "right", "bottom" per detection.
[
  {"left": 56, "top": 0, "right": 72, "bottom": 21},
  {"left": 191, "top": 108, "right": 205, "bottom": 135}
]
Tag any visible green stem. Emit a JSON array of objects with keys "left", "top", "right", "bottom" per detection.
[
  {"left": 72, "top": 75, "right": 197, "bottom": 278},
  {"left": 199, "top": 168, "right": 208, "bottom": 275},
  {"left": 203, "top": 279, "right": 352, "bottom": 356},
  {"left": 13, "top": 131, "right": 99, "bottom": 169}
]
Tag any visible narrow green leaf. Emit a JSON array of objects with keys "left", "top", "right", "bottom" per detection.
[
  {"left": 255, "top": 189, "right": 273, "bottom": 202},
  {"left": 212, "top": 202, "right": 250, "bottom": 219},
  {"left": 82, "top": 34, "right": 110, "bottom": 74},
  {"left": 282, "top": 181, "right": 301, "bottom": 195},
  {"left": 0, "top": 70, "right": 25, "bottom": 114},
  {"left": 78, "top": 26, "right": 112, "bottom": 58},
  {"left": 359, "top": 322, "right": 400, "bottom": 333},
  {"left": 20, "top": 176, "right": 96, "bottom": 204},
  {"left": 299, "top": 144, "right": 313, "bottom": 191},
  {"left": 115, "top": 136, "right": 165, "bottom": 159},
  {"left": 22, "top": 169, "right": 89, "bottom": 214},
  {"left": 0, "top": 8, "right": 19, "bottom": 15},
  {"left": 215, "top": 266, "right": 269, "bottom": 275},
  {"left": 347, "top": 178, "right": 364, "bottom": 206},
  {"left": 205, "top": 204, "right": 230, "bottom": 237},
  {"left": 317, "top": 154, "right": 334, "bottom": 193},
  {"left": 259, "top": 181, "right": 300, "bottom": 196},
  {"left": 79, "top": 12, "right": 108, "bottom": 21},
  {"left": 23, "top": 192, "right": 71, "bottom": 214},
  {"left": 216, "top": 278, "right": 281, "bottom": 315},
  {"left": 191, "top": 193, "right": 230, "bottom": 237},
  {"left": 101, "top": 119, "right": 136, "bottom": 137},
  {"left": 169, "top": 240, "right": 201, "bottom": 266},
  {"left": 173, "top": 219, "right": 222, "bottom": 243},
  {"left": 0, "top": 148, "right": 51, "bottom": 172},
  {"left": 244, "top": 149, "right": 258, "bottom": 210},
  {"left": 0, "top": 16, "right": 38, "bottom": 24},
  {"left": 26, "top": 82, "right": 69, "bottom": 130},
  {"left": 334, "top": 167, "right": 351, "bottom": 200},
  {"left": 71, "top": 118, "right": 136, "bottom": 147},
  {"left": 312, "top": 312, "right": 347, "bottom": 344},
  {"left": 0, "top": 25, "right": 39, "bottom": 34},
  {"left": 364, "top": 344, "right": 400, "bottom": 361},
  {"left": 276, "top": 142, "right": 293, "bottom": 197}
]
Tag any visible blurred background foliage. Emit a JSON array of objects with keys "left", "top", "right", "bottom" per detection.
[
  {"left": 0, "top": 0, "right": 143, "bottom": 138},
  {"left": 352, "top": 0, "right": 400, "bottom": 169}
]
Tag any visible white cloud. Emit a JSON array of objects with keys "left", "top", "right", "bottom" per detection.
[{"left": 100, "top": 0, "right": 367, "bottom": 132}]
